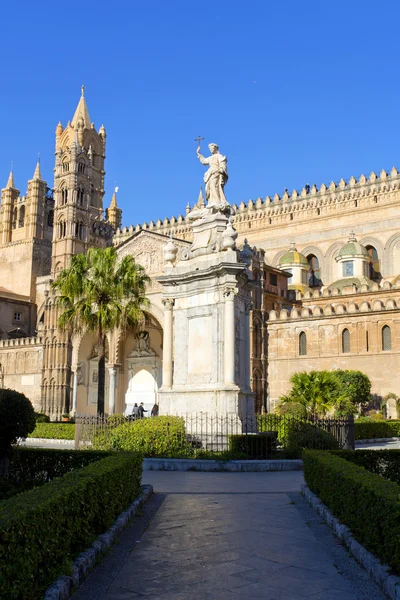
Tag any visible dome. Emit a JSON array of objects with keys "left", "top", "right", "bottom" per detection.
[
  {"left": 278, "top": 244, "right": 309, "bottom": 268},
  {"left": 337, "top": 233, "right": 368, "bottom": 259},
  {"left": 328, "top": 276, "right": 373, "bottom": 291}
]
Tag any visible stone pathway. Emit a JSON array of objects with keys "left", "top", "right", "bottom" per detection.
[{"left": 73, "top": 472, "right": 386, "bottom": 600}]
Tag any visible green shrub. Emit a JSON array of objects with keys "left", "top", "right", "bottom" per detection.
[
  {"left": 333, "top": 449, "right": 400, "bottom": 486},
  {"left": 303, "top": 450, "right": 400, "bottom": 575},
  {"left": 34, "top": 411, "right": 50, "bottom": 423},
  {"left": 92, "top": 416, "right": 193, "bottom": 457},
  {"left": 279, "top": 421, "right": 339, "bottom": 456},
  {"left": 354, "top": 419, "right": 400, "bottom": 440},
  {"left": 0, "top": 388, "right": 36, "bottom": 455},
  {"left": 228, "top": 432, "right": 278, "bottom": 459},
  {"left": 332, "top": 370, "right": 371, "bottom": 408},
  {"left": 28, "top": 422, "right": 76, "bottom": 440},
  {"left": 275, "top": 402, "right": 307, "bottom": 418},
  {"left": 0, "top": 452, "right": 142, "bottom": 599}
]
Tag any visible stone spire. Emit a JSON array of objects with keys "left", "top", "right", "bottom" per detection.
[
  {"left": 196, "top": 187, "right": 205, "bottom": 208},
  {"left": 71, "top": 85, "right": 91, "bottom": 128},
  {"left": 5, "top": 169, "right": 15, "bottom": 189},
  {"left": 106, "top": 187, "right": 122, "bottom": 230},
  {"left": 33, "top": 157, "right": 42, "bottom": 180}
]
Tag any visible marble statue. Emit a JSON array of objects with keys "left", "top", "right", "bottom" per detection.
[{"left": 197, "top": 143, "right": 228, "bottom": 208}]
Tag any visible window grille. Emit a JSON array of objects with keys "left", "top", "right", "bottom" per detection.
[
  {"left": 342, "top": 261, "right": 354, "bottom": 277},
  {"left": 14, "top": 312, "right": 22, "bottom": 321},
  {"left": 342, "top": 328, "right": 350, "bottom": 353},
  {"left": 299, "top": 332, "right": 307, "bottom": 356},
  {"left": 382, "top": 325, "right": 392, "bottom": 351}
]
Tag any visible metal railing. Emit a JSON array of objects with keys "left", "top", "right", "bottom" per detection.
[{"left": 74, "top": 412, "right": 355, "bottom": 459}]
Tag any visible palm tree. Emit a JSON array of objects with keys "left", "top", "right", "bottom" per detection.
[
  {"left": 52, "top": 246, "right": 150, "bottom": 415},
  {"left": 279, "top": 370, "right": 348, "bottom": 417}
]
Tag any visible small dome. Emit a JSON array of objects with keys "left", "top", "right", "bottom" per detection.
[
  {"left": 328, "top": 276, "right": 373, "bottom": 292},
  {"left": 279, "top": 244, "right": 309, "bottom": 268},
  {"left": 337, "top": 233, "right": 368, "bottom": 259}
]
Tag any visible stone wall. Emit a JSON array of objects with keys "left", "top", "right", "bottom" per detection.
[
  {"left": 0, "top": 337, "right": 44, "bottom": 409},
  {"left": 267, "top": 285, "right": 400, "bottom": 412}
]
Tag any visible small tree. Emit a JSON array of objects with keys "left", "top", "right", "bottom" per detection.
[
  {"left": 52, "top": 246, "right": 150, "bottom": 415},
  {"left": 0, "top": 388, "right": 36, "bottom": 475},
  {"left": 332, "top": 370, "right": 371, "bottom": 412},
  {"left": 279, "top": 370, "right": 347, "bottom": 417}
]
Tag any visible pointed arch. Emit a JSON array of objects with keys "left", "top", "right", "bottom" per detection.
[
  {"left": 325, "top": 241, "right": 343, "bottom": 284},
  {"left": 18, "top": 205, "right": 25, "bottom": 227},
  {"left": 383, "top": 233, "right": 400, "bottom": 276},
  {"left": 272, "top": 250, "right": 288, "bottom": 268}
]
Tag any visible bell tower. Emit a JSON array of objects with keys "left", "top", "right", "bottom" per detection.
[{"left": 51, "top": 86, "right": 113, "bottom": 274}]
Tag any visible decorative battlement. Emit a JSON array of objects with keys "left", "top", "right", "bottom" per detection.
[
  {"left": 113, "top": 166, "right": 400, "bottom": 244},
  {"left": 268, "top": 281, "right": 400, "bottom": 321},
  {"left": 0, "top": 336, "right": 42, "bottom": 348}
]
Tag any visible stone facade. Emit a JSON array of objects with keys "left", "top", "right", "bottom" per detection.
[{"left": 1, "top": 88, "right": 400, "bottom": 417}]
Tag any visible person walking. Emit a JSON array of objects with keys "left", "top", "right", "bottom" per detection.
[
  {"left": 131, "top": 403, "right": 140, "bottom": 420},
  {"left": 151, "top": 403, "right": 159, "bottom": 417},
  {"left": 137, "top": 402, "right": 148, "bottom": 418}
]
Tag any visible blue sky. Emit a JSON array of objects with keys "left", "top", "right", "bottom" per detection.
[{"left": 1, "top": 0, "right": 399, "bottom": 227}]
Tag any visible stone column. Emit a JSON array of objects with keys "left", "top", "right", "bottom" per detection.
[
  {"left": 108, "top": 367, "right": 117, "bottom": 414},
  {"left": 244, "top": 301, "right": 253, "bottom": 391},
  {"left": 71, "top": 369, "right": 78, "bottom": 414},
  {"left": 162, "top": 298, "right": 175, "bottom": 388},
  {"left": 223, "top": 287, "right": 236, "bottom": 385}
]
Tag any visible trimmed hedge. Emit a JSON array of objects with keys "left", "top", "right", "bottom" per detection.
[
  {"left": 7, "top": 448, "right": 112, "bottom": 487},
  {"left": 28, "top": 422, "right": 75, "bottom": 440},
  {"left": 333, "top": 449, "right": 400, "bottom": 486},
  {"left": 257, "top": 415, "right": 339, "bottom": 456},
  {"left": 92, "top": 416, "right": 192, "bottom": 457},
  {"left": 354, "top": 419, "right": 400, "bottom": 440},
  {"left": 0, "top": 451, "right": 142, "bottom": 599},
  {"left": 303, "top": 450, "right": 400, "bottom": 575},
  {"left": 228, "top": 432, "right": 277, "bottom": 459}
]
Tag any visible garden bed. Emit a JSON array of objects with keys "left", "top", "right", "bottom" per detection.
[{"left": 28, "top": 422, "right": 75, "bottom": 440}]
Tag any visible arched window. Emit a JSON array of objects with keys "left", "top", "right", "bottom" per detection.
[
  {"left": 299, "top": 331, "right": 307, "bottom": 356},
  {"left": 78, "top": 161, "right": 85, "bottom": 174},
  {"left": 47, "top": 210, "right": 54, "bottom": 228},
  {"left": 366, "top": 246, "right": 381, "bottom": 281},
  {"left": 12, "top": 207, "right": 17, "bottom": 229},
  {"left": 58, "top": 219, "right": 66, "bottom": 239},
  {"left": 62, "top": 161, "right": 69, "bottom": 173},
  {"left": 18, "top": 205, "right": 25, "bottom": 227},
  {"left": 77, "top": 188, "right": 85, "bottom": 206},
  {"left": 342, "top": 328, "right": 350, "bottom": 353},
  {"left": 253, "top": 320, "right": 262, "bottom": 358},
  {"left": 307, "top": 254, "right": 322, "bottom": 287},
  {"left": 61, "top": 187, "right": 68, "bottom": 205},
  {"left": 382, "top": 325, "right": 392, "bottom": 351}
]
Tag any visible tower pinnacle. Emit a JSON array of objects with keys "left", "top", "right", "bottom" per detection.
[
  {"left": 71, "top": 85, "right": 91, "bottom": 128},
  {"left": 5, "top": 169, "right": 15, "bottom": 189},
  {"left": 33, "top": 155, "right": 42, "bottom": 180}
]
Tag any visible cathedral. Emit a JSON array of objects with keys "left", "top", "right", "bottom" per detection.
[{"left": 1, "top": 89, "right": 400, "bottom": 419}]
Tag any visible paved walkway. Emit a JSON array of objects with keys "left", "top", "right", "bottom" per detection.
[{"left": 73, "top": 472, "right": 385, "bottom": 600}]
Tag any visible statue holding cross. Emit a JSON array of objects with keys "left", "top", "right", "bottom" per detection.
[{"left": 195, "top": 139, "right": 229, "bottom": 208}]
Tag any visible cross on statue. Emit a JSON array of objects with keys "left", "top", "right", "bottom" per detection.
[{"left": 194, "top": 136, "right": 204, "bottom": 151}]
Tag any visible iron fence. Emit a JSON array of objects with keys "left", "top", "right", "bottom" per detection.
[{"left": 74, "top": 412, "right": 355, "bottom": 459}]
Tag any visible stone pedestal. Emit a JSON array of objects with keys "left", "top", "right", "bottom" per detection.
[{"left": 157, "top": 207, "right": 255, "bottom": 420}]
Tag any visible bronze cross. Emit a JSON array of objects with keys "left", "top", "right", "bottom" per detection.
[{"left": 194, "top": 136, "right": 204, "bottom": 149}]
